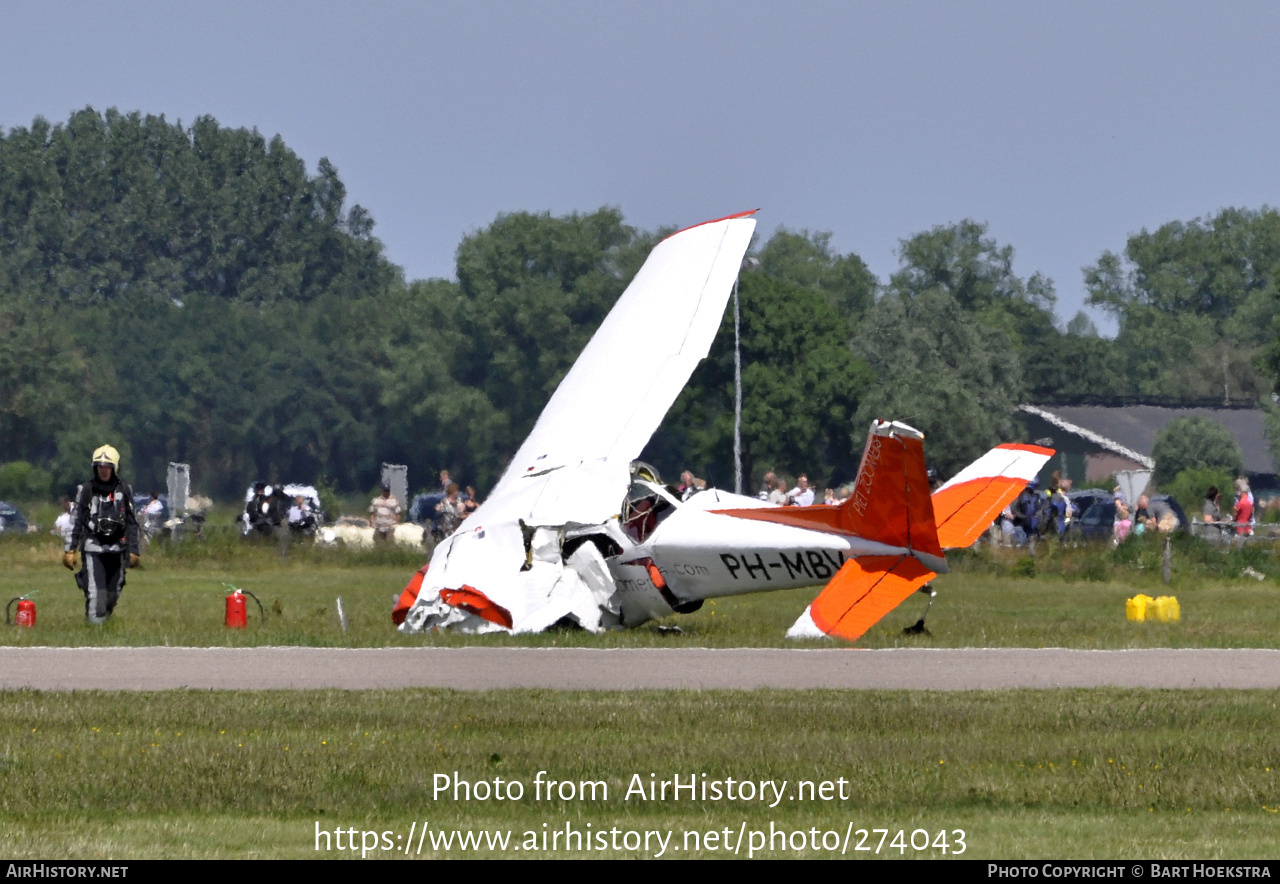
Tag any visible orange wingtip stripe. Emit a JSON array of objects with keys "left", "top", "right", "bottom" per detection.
[
  {"left": 997, "top": 443, "right": 1055, "bottom": 456},
  {"left": 662, "top": 209, "right": 760, "bottom": 240},
  {"left": 810, "top": 555, "right": 935, "bottom": 642},
  {"left": 933, "top": 475, "right": 1028, "bottom": 549},
  {"left": 439, "top": 585, "right": 514, "bottom": 630}
]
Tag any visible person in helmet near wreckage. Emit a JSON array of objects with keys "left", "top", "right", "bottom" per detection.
[{"left": 62, "top": 445, "right": 140, "bottom": 624}]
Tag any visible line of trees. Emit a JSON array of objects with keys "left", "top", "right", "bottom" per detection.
[{"left": 1, "top": 108, "right": 1278, "bottom": 500}]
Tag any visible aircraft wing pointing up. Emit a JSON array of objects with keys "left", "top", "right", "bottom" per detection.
[
  {"left": 400, "top": 211, "right": 757, "bottom": 635},
  {"left": 485, "top": 210, "right": 758, "bottom": 527}
]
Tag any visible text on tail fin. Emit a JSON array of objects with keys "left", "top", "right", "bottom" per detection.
[{"left": 843, "top": 420, "right": 943, "bottom": 560}]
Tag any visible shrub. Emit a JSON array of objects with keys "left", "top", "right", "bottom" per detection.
[
  {"left": 0, "top": 461, "right": 52, "bottom": 501},
  {"left": 1011, "top": 557, "right": 1037, "bottom": 579},
  {"left": 1152, "top": 417, "right": 1243, "bottom": 486},
  {"left": 1162, "top": 466, "right": 1234, "bottom": 518}
]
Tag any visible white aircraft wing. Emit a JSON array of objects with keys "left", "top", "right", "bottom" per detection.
[
  {"left": 486, "top": 210, "right": 757, "bottom": 525},
  {"left": 401, "top": 211, "right": 757, "bottom": 633}
]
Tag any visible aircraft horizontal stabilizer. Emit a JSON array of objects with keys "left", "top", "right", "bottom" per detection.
[
  {"left": 808, "top": 554, "right": 936, "bottom": 641},
  {"left": 931, "top": 443, "right": 1054, "bottom": 549}
]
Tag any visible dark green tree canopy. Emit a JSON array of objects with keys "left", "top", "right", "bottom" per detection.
[
  {"left": 891, "top": 219, "right": 1056, "bottom": 317},
  {"left": 852, "top": 287, "right": 1024, "bottom": 477},
  {"left": 1087, "top": 208, "right": 1280, "bottom": 325},
  {"left": 0, "top": 108, "right": 396, "bottom": 492},
  {"left": 1065, "top": 311, "right": 1099, "bottom": 337},
  {"left": 756, "top": 227, "right": 876, "bottom": 324},
  {"left": 0, "top": 108, "right": 389, "bottom": 307},
  {"left": 648, "top": 273, "right": 872, "bottom": 488},
  {"left": 1086, "top": 208, "right": 1280, "bottom": 404},
  {"left": 887, "top": 220, "right": 1071, "bottom": 408},
  {"left": 1150, "top": 416, "right": 1244, "bottom": 487},
  {"left": 5, "top": 107, "right": 1280, "bottom": 501}
]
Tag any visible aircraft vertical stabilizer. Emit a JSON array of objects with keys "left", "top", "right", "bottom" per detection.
[
  {"left": 790, "top": 439, "right": 1055, "bottom": 642},
  {"left": 840, "top": 421, "right": 943, "bottom": 566},
  {"left": 711, "top": 420, "right": 945, "bottom": 573}
]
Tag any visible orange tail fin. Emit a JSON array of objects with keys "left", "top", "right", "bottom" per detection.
[
  {"left": 842, "top": 421, "right": 942, "bottom": 559},
  {"left": 712, "top": 420, "right": 943, "bottom": 565}
]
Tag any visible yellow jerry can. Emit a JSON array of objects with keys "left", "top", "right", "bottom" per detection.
[
  {"left": 1149, "top": 596, "right": 1181, "bottom": 622},
  {"left": 1126, "top": 594, "right": 1153, "bottom": 622}
]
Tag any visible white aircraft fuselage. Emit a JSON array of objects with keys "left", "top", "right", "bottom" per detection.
[{"left": 607, "top": 485, "right": 927, "bottom": 625}]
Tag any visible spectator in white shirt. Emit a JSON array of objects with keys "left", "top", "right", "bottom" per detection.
[
  {"left": 52, "top": 498, "right": 75, "bottom": 543},
  {"left": 787, "top": 475, "right": 815, "bottom": 506}
]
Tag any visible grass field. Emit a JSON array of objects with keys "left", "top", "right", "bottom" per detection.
[
  {"left": 3, "top": 526, "right": 1280, "bottom": 859},
  {"left": 1, "top": 528, "right": 1278, "bottom": 648},
  {"left": 1, "top": 689, "right": 1278, "bottom": 859}
]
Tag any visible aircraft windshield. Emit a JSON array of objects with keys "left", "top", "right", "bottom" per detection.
[{"left": 622, "top": 481, "right": 678, "bottom": 542}]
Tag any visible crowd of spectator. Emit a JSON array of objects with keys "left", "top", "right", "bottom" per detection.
[
  {"left": 407, "top": 470, "right": 484, "bottom": 541},
  {"left": 985, "top": 470, "right": 1266, "bottom": 548},
  {"left": 1200, "top": 477, "right": 1255, "bottom": 538},
  {"left": 990, "top": 472, "right": 1078, "bottom": 547},
  {"left": 755, "top": 471, "right": 848, "bottom": 507}
]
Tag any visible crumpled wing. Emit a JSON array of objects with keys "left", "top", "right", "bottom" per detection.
[{"left": 402, "top": 211, "right": 757, "bottom": 634}]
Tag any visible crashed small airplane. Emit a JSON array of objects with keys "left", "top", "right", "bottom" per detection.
[{"left": 395, "top": 211, "right": 1052, "bottom": 640}]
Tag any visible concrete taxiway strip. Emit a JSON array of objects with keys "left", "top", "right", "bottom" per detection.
[{"left": 1, "top": 646, "right": 1279, "bottom": 690}]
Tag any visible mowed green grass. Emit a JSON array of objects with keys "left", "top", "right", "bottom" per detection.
[
  {"left": 1, "top": 690, "right": 1279, "bottom": 858},
  {"left": 4, "top": 532, "right": 1280, "bottom": 859},
  {"left": 1, "top": 530, "right": 1279, "bottom": 648}
]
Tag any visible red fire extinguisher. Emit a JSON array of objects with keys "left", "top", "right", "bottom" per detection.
[
  {"left": 6, "top": 594, "right": 36, "bottom": 628},
  {"left": 223, "top": 584, "right": 263, "bottom": 629}
]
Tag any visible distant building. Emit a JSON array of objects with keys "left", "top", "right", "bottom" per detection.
[{"left": 1020, "top": 404, "right": 1278, "bottom": 492}]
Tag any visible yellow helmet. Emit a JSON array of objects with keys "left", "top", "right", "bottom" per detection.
[{"left": 92, "top": 445, "right": 120, "bottom": 469}]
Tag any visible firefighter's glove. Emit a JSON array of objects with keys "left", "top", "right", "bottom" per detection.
[
  {"left": 128, "top": 554, "right": 140, "bottom": 568},
  {"left": 62, "top": 551, "right": 77, "bottom": 571}
]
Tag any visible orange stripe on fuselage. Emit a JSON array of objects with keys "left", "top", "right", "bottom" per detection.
[
  {"left": 932, "top": 475, "right": 1028, "bottom": 549},
  {"left": 810, "top": 555, "right": 936, "bottom": 642},
  {"left": 709, "top": 504, "right": 848, "bottom": 533}
]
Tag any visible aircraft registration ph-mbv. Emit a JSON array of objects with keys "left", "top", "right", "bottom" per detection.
[{"left": 394, "top": 211, "right": 1052, "bottom": 641}]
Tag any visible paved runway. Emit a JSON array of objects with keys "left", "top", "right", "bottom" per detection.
[{"left": 1, "top": 646, "right": 1279, "bottom": 690}]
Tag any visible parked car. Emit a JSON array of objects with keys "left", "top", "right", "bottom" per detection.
[
  {"left": 1068, "top": 489, "right": 1187, "bottom": 541},
  {"left": 241, "top": 483, "right": 325, "bottom": 538},
  {"left": 0, "top": 501, "right": 29, "bottom": 534}
]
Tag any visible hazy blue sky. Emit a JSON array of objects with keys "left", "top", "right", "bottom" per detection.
[{"left": 6, "top": 2, "right": 1280, "bottom": 331}]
